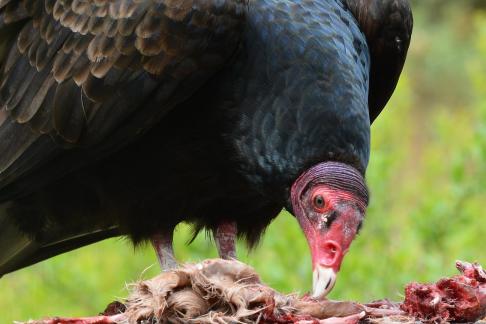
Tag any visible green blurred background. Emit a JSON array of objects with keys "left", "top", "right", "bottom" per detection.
[{"left": 1, "top": 1, "right": 486, "bottom": 322}]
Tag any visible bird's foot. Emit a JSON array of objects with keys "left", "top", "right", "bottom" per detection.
[
  {"left": 151, "top": 232, "right": 177, "bottom": 271},
  {"left": 213, "top": 221, "right": 237, "bottom": 259}
]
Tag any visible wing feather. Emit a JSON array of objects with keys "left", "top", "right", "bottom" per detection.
[
  {"left": 28, "top": 84, "right": 55, "bottom": 133},
  {"left": 0, "top": 0, "right": 246, "bottom": 194},
  {"left": 53, "top": 79, "right": 88, "bottom": 143},
  {"left": 345, "top": 0, "right": 413, "bottom": 122},
  {"left": 14, "top": 70, "right": 55, "bottom": 123}
]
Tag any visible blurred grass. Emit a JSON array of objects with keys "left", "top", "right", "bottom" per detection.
[{"left": 1, "top": 3, "right": 486, "bottom": 322}]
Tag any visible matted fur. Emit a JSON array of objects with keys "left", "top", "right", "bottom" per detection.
[{"left": 122, "top": 259, "right": 291, "bottom": 323}]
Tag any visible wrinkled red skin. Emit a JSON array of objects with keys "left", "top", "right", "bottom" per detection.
[{"left": 401, "top": 261, "right": 486, "bottom": 322}]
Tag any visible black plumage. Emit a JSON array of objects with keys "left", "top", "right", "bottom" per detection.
[{"left": 0, "top": 0, "right": 412, "bottom": 276}]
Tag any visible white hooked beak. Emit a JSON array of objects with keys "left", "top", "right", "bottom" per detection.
[{"left": 312, "top": 265, "right": 337, "bottom": 299}]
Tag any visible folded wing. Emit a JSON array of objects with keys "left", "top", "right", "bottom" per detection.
[
  {"left": 0, "top": 0, "right": 245, "bottom": 276},
  {"left": 0, "top": 0, "right": 245, "bottom": 194}
]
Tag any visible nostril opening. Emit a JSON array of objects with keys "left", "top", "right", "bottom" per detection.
[{"left": 320, "top": 241, "right": 342, "bottom": 267}]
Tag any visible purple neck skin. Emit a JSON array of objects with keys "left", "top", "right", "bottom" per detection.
[{"left": 290, "top": 161, "right": 369, "bottom": 213}]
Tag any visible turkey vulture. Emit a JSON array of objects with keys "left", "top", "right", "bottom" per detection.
[{"left": 0, "top": 0, "right": 412, "bottom": 298}]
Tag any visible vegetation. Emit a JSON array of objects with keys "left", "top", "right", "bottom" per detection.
[{"left": 1, "top": 2, "right": 485, "bottom": 322}]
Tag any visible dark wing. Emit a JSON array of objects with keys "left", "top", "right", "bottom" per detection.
[
  {"left": 0, "top": 0, "right": 245, "bottom": 194},
  {"left": 345, "top": 0, "right": 413, "bottom": 122},
  {"left": 0, "top": 0, "right": 245, "bottom": 276}
]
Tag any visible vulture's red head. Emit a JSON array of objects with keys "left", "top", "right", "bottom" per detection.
[{"left": 290, "top": 162, "right": 368, "bottom": 298}]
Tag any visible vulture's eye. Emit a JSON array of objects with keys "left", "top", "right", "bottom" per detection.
[{"left": 312, "top": 194, "right": 326, "bottom": 211}]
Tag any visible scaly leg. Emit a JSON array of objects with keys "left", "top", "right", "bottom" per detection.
[
  {"left": 213, "top": 221, "right": 237, "bottom": 260},
  {"left": 151, "top": 232, "right": 177, "bottom": 270}
]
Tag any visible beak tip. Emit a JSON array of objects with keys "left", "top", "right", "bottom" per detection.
[{"left": 312, "top": 265, "right": 337, "bottom": 299}]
